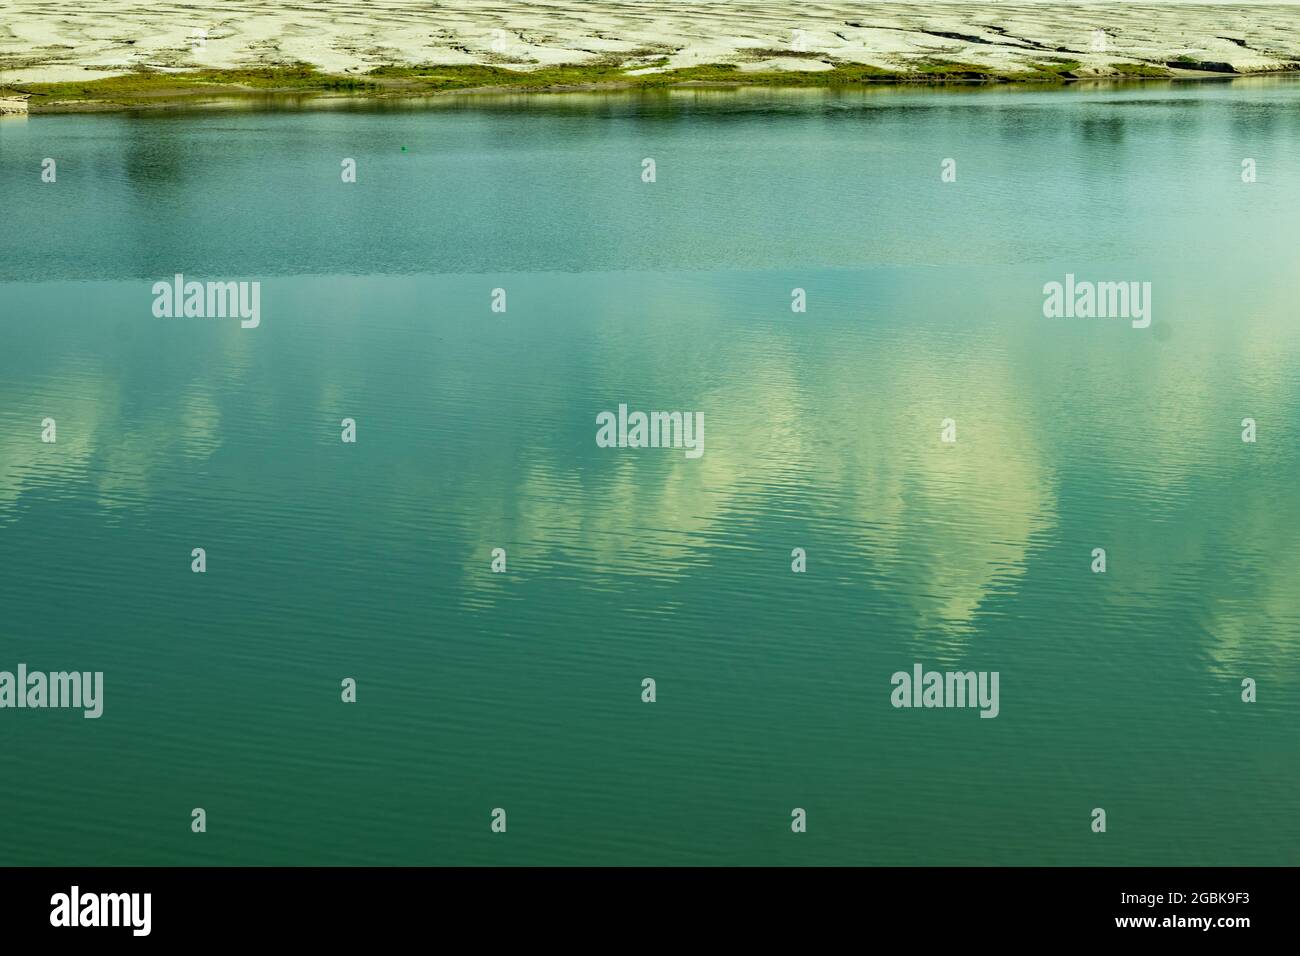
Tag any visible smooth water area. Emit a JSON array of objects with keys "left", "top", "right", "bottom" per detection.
[{"left": 1, "top": 80, "right": 1298, "bottom": 865}]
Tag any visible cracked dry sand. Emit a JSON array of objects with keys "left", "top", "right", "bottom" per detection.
[{"left": 1, "top": 1, "right": 1298, "bottom": 84}]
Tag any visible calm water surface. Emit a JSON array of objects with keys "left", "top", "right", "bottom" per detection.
[{"left": 1, "top": 80, "right": 1298, "bottom": 865}]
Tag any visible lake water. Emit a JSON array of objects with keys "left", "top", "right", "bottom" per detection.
[{"left": 1, "top": 79, "right": 1298, "bottom": 865}]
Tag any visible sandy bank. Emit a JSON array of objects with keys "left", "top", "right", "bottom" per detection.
[{"left": 3, "top": 1, "right": 1298, "bottom": 87}]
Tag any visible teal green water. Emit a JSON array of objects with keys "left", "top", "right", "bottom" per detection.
[{"left": 1, "top": 80, "right": 1298, "bottom": 865}]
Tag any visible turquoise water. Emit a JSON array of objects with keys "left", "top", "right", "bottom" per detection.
[{"left": 1, "top": 79, "right": 1298, "bottom": 865}]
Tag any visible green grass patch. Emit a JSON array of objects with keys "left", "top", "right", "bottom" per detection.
[
  {"left": 370, "top": 60, "right": 908, "bottom": 90},
  {"left": 1112, "top": 63, "right": 1174, "bottom": 77},
  {"left": 913, "top": 60, "right": 998, "bottom": 78},
  {"left": 23, "top": 65, "right": 378, "bottom": 104},
  {"left": 1029, "top": 59, "right": 1083, "bottom": 77},
  {"left": 367, "top": 61, "right": 632, "bottom": 89}
]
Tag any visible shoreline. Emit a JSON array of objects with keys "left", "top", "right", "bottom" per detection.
[{"left": 9, "top": 62, "right": 1300, "bottom": 115}]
